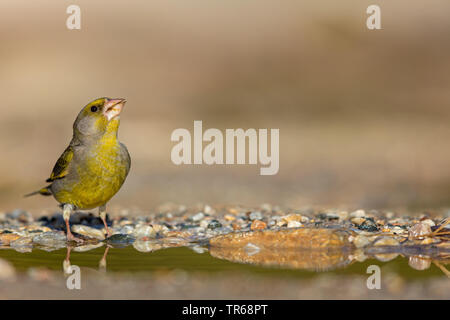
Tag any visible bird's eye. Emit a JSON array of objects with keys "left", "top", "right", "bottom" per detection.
[{"left": 90, "top": 106, "right": 98, "bottom": 112}]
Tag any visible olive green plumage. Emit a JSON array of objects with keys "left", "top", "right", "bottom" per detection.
[{"left": 27, "top": 97, "right": 131, "bottom": 210}]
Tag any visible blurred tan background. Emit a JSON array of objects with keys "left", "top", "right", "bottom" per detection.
[{"left": 1, "top": 0, "right": 450, "bottom": 214}]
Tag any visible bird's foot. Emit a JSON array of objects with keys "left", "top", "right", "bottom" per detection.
[
  {"left": 66, "top": 233, "right": 84, "bottom": 243},
  {"left": 104, "top": 229, "right": 112, "bottom": 239}
]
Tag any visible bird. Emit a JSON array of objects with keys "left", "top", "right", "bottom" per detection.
[{"left": 26, "top": 97, "right": 131, "bottom": 242}]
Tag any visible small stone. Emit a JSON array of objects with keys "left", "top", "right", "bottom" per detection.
[
  {"left": 231, "top": 223, "right": 241, "bottom": 230},
  {"left": 106, "top": 234, "right": 135, "bottom": 246},
  {"left": 352, "top": 218, "right": 378, "bottom": 232},
  {"left": 420, "top": 238, "right": 439, "bottom": 245},
  {"left": 287, "top": 220, "right": 302, "bottom": 228},
  {"left": 191, "top": 212, "right": 205, "bottom": 222},
  {"left": 250, "top": 220, "right": 267, "bottom": 231},
  {"left": 73, "top": 243, "right": 104, "bottom": 252},
  {"left": 351, "top": 217, "right": 366, "bottom": 225},
  {"left": 280, "top": 214, "right": 308, "bottom": 226},
  {"left": 32, "top": 232, "right": 67, "bottom": 248},
  {"left": 133, "top": 225, "right": 156, "bottom": 239},
  {"left": 151, "top": 224, "right": 169, "bottom": 234},
  {"left": 0, "top": 258, "right": 16, "bottom": 281},
  {"left": 0, "top": 233, "right": 20, "bottom": 246},
  {"left": 408, "top": 256, "right": 431, "bottom": 270},
  {"left": 332, "top": 211, "right": 348, "bottom": 221},
  {"left": 352, "top": 235, "right": 371, "bottom": 248},
  {"left": 249, "top": 211, "right": 263, "bottom": 221},
  {"left": 71, "top": 225, "right": 105, "bottom": 240},
  {"left": 408, "top": 222, "right": 431, "bottom": 240},
  {"left": 350, "top": 210, "right": 366, "bottom": 218},
  {"left": 420, "top": 219, "right": 435, "bottom": 228},
  {"left": 373, "top": 236, "right": 400, "bottom": 246},
  {"left": 374, "top": 253, "right": 398, "bottom": 262},
  {"left": 392, "top": 226, "right": 405, "bottom": 234},
  {"left": 115, "top": 225, "right": 135, "bottom": 234},
  {"left": 204, "top": 205, "right": 215, "bottom": 215},
  {"left": 224, "top": 215, "right": 236, "bottom": 221},
  {"left": 133, "top": 240, "right": 160, "bottom": 252},
  {"left": 208, "top": 220, "right": 222, "bottom": 229},
  {"left": 10, "top": 237, "right": 33, "bottom": 248},
  {"left": 200, "top": 220, "right": 209, "bottom": 229},
  {"left": 351, "top": 249, "right": 368, "bottom": 262}
]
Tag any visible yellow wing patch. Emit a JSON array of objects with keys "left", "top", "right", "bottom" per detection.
[{"left": 46, "top": 146, "right": 74, "bottom": 182}]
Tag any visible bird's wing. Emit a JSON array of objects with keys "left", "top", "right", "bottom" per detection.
[{"left": 46, "top": 146, "right": 74, "bottom": 182}]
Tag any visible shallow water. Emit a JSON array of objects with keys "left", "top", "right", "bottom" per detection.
[{"left": 0, "top": 245, "right": 448, "bottom": 281}]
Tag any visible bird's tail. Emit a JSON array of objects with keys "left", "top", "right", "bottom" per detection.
[{"left": 24, "top": 186, "right": 52, "bottom": 197}]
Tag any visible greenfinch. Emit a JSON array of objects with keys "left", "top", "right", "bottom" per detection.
[{"left": 27, "top": 97, "right": 131, "bottom": 242}]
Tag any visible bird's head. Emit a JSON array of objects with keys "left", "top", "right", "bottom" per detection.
[{"left": 73, "top": 97, "right": 126, "bottom": 140}]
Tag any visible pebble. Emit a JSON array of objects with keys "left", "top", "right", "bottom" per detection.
[
  {"left": 191, "top": 212, "right": 205, "bottom": 222},
  {"left": 351, "top": 217, "right": 378, "bottom": 232},
  {"left": 352, "top": 235, "right": 371, "bottom": 248},
  {"left": 373, "top": 236, "right": 400, "bottom": 246},
  {"left": 133, "top": 225, "right": 157, "bottom": 239},
  {"left": 408, "top": 256, "right": 431, "bottom": 270},
  {"left": 287, "top": 221, "right": 302, "bottom": 228},
  {"left": 224, "top": 215, "right": 236, "bottom": 221},
  {"left": 350, "top": 210, "right": 366, "bottom": 218},
  {"left": 249, "top": 211, "right": 263, "bottom": 221},
  {"left": 374, "top": 253, "right": 399, "bottom": 262},
  {"left": 10, "top": 237, "right": 33, "bottom": 248},
  {"left": 106, "top": 234, "right": 135, "bottom": 246},
  {"left": 71, "top": 225, "right": 105, "bottom": 240},
  {"left": 133, "top": 239, "right": 159, "bottom": 252},
  {"left": 250, "top": 220, "right": 267, "bottom": 231},
  {"left": 0, "top": 233, "right": 20, "bottom": 245},
  {"left": 204, "top": 205, "right": 215, "bottom": 215},
  {"left": 208, "top": 220, "right": 222, "bottom": 229},
  {"left": 408, "top": 222, "right": 431, "bottom": 240},
  {"left": 32, "top": 232, "right": 67, "bottom": 248},
  {"left": 420, "top": 219, "right": 435, "bottom": 228}
]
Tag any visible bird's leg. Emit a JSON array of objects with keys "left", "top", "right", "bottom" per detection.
[
  {"left": 63, "top": 204, "right": 83, "bottom": 243},
  {"left": 99, "top": 245, "right": 111, "bottom": 272},
  {"left": 63, "top": 245, "right": 73, "bottom": 275},
  {"left": 99, "top": 205, "right": 112, "bottom": 238}
]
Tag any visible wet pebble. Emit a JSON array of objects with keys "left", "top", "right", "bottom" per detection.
[
  {"left": 408, "top": 256, "right": 431, "bottom": 270},
  {"left": 10, "top": 237, "right": 33, "bottom": 248},
  {"left": 133, "top": 225, "right": 157, "bottom": 239},
  {"left": 0, "top": 233, "right": 20, "bottom": 245},
  {"left": 106, "top": 233, "right": 135, "bottom": 246},
  {"left": 71, "top": 225, "right": 105, "bottom": 240},
  {"left": 32, "top": 232, "right": 67, "bottom": 249},
  {"left": 408, "top": 222, "right": 431, "bottom": 240},
  {"left": 352, "top": 234, "right": 371, "bottom": 248},
  {"left": 373, "top": 236, "right": 400, "bottom": 246}
]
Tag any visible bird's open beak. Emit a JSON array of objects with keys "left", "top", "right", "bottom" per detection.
[{"left": 104, "top": 98, "right": 126, "bottom": 121}]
